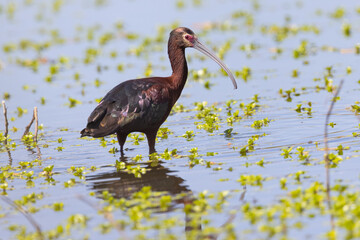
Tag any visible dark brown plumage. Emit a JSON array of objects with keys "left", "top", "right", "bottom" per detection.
[{"left": 81, "top": 27, "right": 237, "bottom": 154}]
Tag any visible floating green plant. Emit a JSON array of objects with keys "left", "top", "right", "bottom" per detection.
[{"left": 251, "top": 118, "right": 270, "bottom": 129}]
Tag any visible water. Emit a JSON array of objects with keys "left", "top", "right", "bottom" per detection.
[{"left": 1, "top": 0, "right": 360, "bottom": 239}]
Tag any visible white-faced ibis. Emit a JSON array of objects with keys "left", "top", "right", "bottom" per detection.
[{"left": 81, "top": 27, "right": 237, "bottom": 154}]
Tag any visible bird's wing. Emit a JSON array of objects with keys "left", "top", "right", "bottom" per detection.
[{"left": 85, "top": 79, "right": 170, "bottom": 136}]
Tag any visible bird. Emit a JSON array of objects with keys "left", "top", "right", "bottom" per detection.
[{"left": 81, "top": 27, "right": 237, "bottom": 155}]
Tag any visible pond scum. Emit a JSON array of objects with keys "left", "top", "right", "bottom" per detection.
[{"left": 1, "top": 0, "right": 360, "bottom": 239}]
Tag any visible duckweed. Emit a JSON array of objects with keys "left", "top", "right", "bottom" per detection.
[{"left": 1, "top": 1, "right": 360, "bottom": 239}]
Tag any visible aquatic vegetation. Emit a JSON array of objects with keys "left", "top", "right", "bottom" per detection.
[
  {"left": 260, "top": 23, "right": 319, "bottom": 42},
  {"left": 170, "top": 103, "right": 189, "bottom": 114},
  {"left": 129, "top": 133, "right": 146, "bottom": 145},
  {"left": 293, "top": 40, "right": 310, "bottom": 58},
  {"left": 235, "top": 66, "right": 251, "bottom": 81},
  {"left": 330, "top": 7, "right": 346, "bottom": 19},
  {"left": 1, "top": 0, "right": 360, "bottom": 239},
  {"left": 67, "top": 97, "right": 82, "bottom": 108},
  {"left": 157, "top": 127, "right": 173, "bottom": 139},
  {"left": 182, "top": 130, "right": 195, "bottom": 141},
  {"left": 355, "top": 44, "right": 360, "bottom": 54},
  {"left": 342, "top": 23, "right": 351, "bottom": 37},
  {"left": 295, "top": 102, "right": 313, "bottom": 115},
  {"left": 351, "top": 103, "right": 360, "bottom": 114},
  {"left": 295, "top": 146, "right": 310, "bottom": 162},
  {"left": 281, "top": 147, "right": 293, "bottom": 159},
  {"left": 251, "top": 118, "right": 270, "bottom": 129},
  {"left": 190, "top": 68, "right": 214, "bottom": 82},
  {"left": 240, "top": 134, "right": 265, "bottom": 156},
  {"left": 237, "top": 174, "right": 266, "bottom": 187}
]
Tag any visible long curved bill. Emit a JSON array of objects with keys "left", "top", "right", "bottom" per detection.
[{"left": 193, "top": 39, "right": 237, "bottom": 89}]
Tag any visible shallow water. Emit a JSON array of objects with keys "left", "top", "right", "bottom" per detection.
[{"left": 1, "top": 0, "right": 360, "bottom": 239}]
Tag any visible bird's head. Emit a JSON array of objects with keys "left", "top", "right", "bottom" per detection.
[
  {"left": 169, "top": 27, "right": 237, "bottom": 89},
  {"left": 170, "top": 27, "right": 197, "bottom": 48}
]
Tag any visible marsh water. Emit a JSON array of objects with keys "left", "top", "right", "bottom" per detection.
[{"left": 1, "top": 0, "right": 360, "bottom": 239}]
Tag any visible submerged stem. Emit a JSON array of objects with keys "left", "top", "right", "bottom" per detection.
[{"left": 324, "top": 79, "right": 344, "bottom": 229}]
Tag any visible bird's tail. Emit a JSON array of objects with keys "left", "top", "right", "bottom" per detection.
[
  {"left": 80, "top": 128, "right": 92, "bottom": 137},
  {"left": 80, "top": 127, "right": 115, "bottom": 138}
]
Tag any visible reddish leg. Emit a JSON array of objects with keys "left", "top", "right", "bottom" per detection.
[
  {"left": 145, "top": 130, "right": 158, "bottom": 154},
  {"left": 116, "top": 132, "right": 127, "bottom": 155}
]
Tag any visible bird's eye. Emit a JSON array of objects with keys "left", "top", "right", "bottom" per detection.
[{"left": 185, "top": 35, "right": 191, "bottom": 40}]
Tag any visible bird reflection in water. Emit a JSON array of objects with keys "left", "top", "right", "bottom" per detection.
[{"left": 86, "top": 156, "right": 204, "bottom": 237}]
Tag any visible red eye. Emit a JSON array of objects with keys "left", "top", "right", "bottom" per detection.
[{"left": 185, "top": 35, "right": 191, "bottom": 40}]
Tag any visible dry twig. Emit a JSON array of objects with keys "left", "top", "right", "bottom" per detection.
[
  {"left": 23, "top": 113, "right": 35, "bottom": 138},
  {"left": 2, "top": 101, "right": 12, "bottom": 164},
  {"left": 77, "top": 195, "right": 128, "bottom": 239},
  {"left": 2, "top": 100, "right": 9, "bottom": 144},
  {"left": 33, "top": 107, "right": 38, "bottom": 142},
  {"left": 324, "top": 80, "right": 344, "bottom": 190},
  {"left": 23, "top": 107, "right": 39, "bottom": 140},
  {"left": 0, "top": 195, "right": 44, "bottom": 240},
  {"left": 324, "top": 79, "right": 344, "bottom": 229}
]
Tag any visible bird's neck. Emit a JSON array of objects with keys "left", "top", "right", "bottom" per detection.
[{"left": 168, "top": 45, "right": 188, "bottom": 92}]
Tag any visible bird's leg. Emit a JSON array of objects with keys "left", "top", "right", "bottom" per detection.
[
  {"left": 116, "top": 132, "right": 127, "bottom": 155},
  {"left": 145, "top": 130, "right": 158, "bottom": 154}
]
